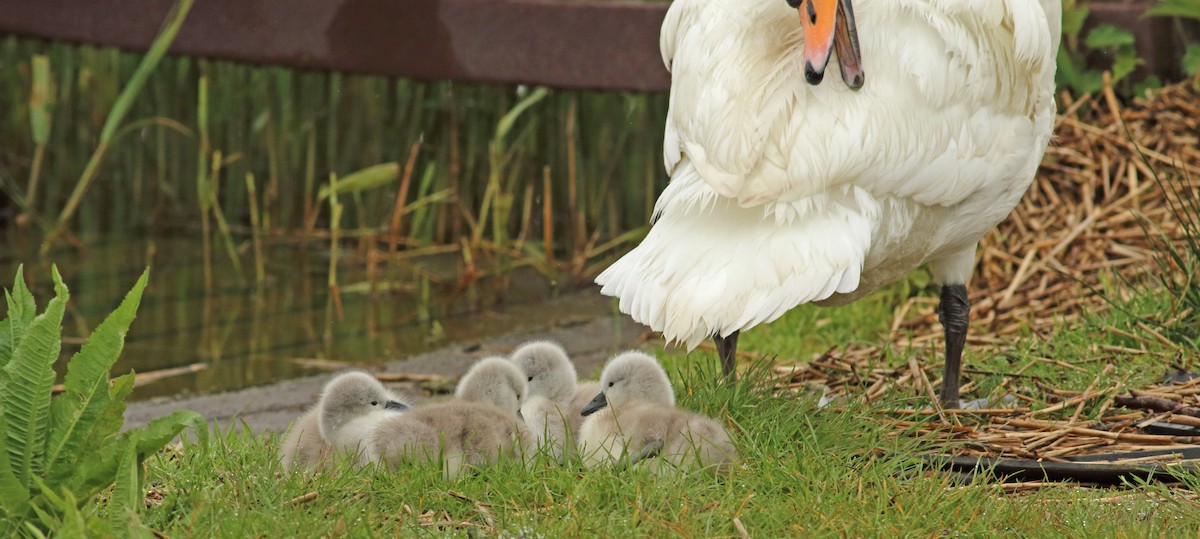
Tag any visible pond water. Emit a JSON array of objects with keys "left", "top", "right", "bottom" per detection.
[{"left": 1, "top": 235, "right": 608, "bottom": 401}]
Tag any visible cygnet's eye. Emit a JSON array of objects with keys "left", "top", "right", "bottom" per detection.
[
  {"left": 527, "top": 376, "right": 533, "bottom": 382},
  {"left": 608, "top": 381, "right": 614, "bottom": 388},
  {"left": 370, "top": 401, "right": 378, "bottom": 406}
]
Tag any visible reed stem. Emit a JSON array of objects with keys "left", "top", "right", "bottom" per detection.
[
  {"left": 40, "top": 0, "right": 194, "bottom": 255},
  {"left": 245, "top": 172, "right": 266, "bottom": 286}
]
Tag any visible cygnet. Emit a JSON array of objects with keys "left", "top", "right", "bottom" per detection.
[
  {"left": 280, "top": 374, "right": 411, "bottom": 472},
  {"left": 367, "top": 357, "right": 533, "bottom": 478},
  {"left": 279, "top": 409, "right": 328, "bottom": 471},
  {"left": 454, "top": 355, "right": 526, "bottom": 415},
  {"left": 578, "top": 351, "right": 737, "bottom": 473},
  {"left": 508, "top": 341, "right": 597, "bottom": 460},
  {"left": 284, "top": 371, "right": 409, "bottom": 467}
]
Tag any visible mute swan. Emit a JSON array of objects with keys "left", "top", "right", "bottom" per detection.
[
  {"left": 520, "top": 395, "right": 569, "bottom": 461},
  {"left": 280, "top": 409, "right": 328, "bottom": 471},
  {"left": 303, "top": 371, "right": 409, "bottom": 466},
  {"left": 454, "top": 356, "right": 527, "bottom": 415},
  {"left": 510, "top": 341, "right": 578, "bottom": 403},
  {"left": 578, "top": 352, "right": 737, "bottom": 473},
  {"left": 367, "top": 357, "right": 533, "bottom": 478},
  {"left": 509, "top": 340, "right": 601, "bottom": 460},
  {"left": 595, "top": 0, "right": 1061, "bottom": 406},
  {"left": 280, "top": 385, "right": 409, "bottom": 472}
]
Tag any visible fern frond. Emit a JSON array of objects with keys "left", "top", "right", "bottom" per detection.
[
  {"left": 1, "top": 264, "right": 38, "bottom": 379},
  {"left": 44, "top": 270, "right": 149, "bottom": 485},
  {"left": 108, "top": 433, "right": 140, "bottom": 535},
  {"left": 0, "top": 442, "right": 28, "bottom": 520},
  {"left": 62, "top": 374, "right": 136, "bottom": 497},
  {"left": 87, "top": 373, "right": 135, "bottom": 450},
  {"left": 2, "top": 267, "right": 67, "bottom": 495},
  {"left": 29, "top": 476, "right": 92, "bottom": 538},
  {"left": 134, "top": 411, "right": 207, "bottom": 455},
  {"left": 73, "top": 411, "right": 203, "bottom": 500}
]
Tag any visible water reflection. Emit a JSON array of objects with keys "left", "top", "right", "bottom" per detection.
[{"left": 1, "top": 236, "right": 596, "bottom": 400}]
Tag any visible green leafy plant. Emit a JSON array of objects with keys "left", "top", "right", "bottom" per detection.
[
  {"left": 1057, "top": 0, "right": 1145, "bottom": 96},
  {"left": 0, "top": 266, "right": 205, "bottom": 536},
  {"left": 1146, "top": 0, "right": 1200, "bottom": 19},
  {"left": 1185, "top": 44, "right": 1200, "bottom": 78},
  {"left": 1147, "top": 0, "right": 1200, "bottom": 82}
]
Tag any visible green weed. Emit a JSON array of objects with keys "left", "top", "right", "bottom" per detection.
[{"left": 0, "top": 266, "right": 205, "bottom": 536}]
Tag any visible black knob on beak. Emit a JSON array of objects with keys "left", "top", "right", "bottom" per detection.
[{"left": 804, "top": 62, "right": 825, "bottom": 85}]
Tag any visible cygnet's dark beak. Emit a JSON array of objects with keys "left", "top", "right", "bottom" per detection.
[
  {"left": 384, "top": 400, "right": 409, "bottom": 411},
  {"left": 581, "top": 392, "right": 608, "bottom": 416}
]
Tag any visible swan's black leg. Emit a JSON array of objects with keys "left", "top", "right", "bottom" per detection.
[
  {"left": 714, "top": 331, "right": 740, "bottom": 380},
  {"left": 937, "top": 284, "right": 970, "bottom": 407}
]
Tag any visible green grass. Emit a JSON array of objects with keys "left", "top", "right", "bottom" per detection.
[
  {"left": 128, "top": 378, "right": 1197, "bottom": 537},
  {"left": 105, "top": 278, "right": 1200, "bottom": 537}
]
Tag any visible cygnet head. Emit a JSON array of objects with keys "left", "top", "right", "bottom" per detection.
[
  {"left": 509, "top": 340, "right": 577, "bottom": 402},
  {"left": 455, "top": 356, "right": 527, "bottom": 416},
  {"left": 317, "top": 371, "right": 409, "bottom": 438},
  {"left": 581, "top": 351, "right": 674, "bottom": 416}
]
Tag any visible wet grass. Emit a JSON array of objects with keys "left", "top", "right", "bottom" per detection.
[{"left": 108, "top": 277, "right": 1200, "bottom": 537}]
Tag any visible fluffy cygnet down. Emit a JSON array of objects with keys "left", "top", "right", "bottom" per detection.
[
  {"left": 577, "top": 351, "right": 737, "bottom": 473},
  {"left": 510, "top": 341, "right": 578, "bottom": 402},
  {"left": 280, "top": 371, "right": 413, "bottom": 471},
  {"left": 282, "top": 371, "right": 408, "bottom": 469},
  {"left": 508, "top": 341, "right": 598, "bottom": 461},
  {"left": 520, "top": 394, "right": 566, "bottom": 461},
  {"left": 367, "top": 357, "right": 533, "bottom": 479},
  {"left": 454, "top": 356, "right": 527, "bottom": 416},
  {"left": 279, "top": 409, "right": 329, "bottom": 472}
]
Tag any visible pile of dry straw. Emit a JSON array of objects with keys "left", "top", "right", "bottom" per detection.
[{"left": 768, "top": 81, "right": 1200, "bottom": 471}]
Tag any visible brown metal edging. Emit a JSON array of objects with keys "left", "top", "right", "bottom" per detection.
[
  {"left": 924, "top": 448, "right": 1200, "bottom": 484},
  {"left": 0, "top": 0, "right": 672, "bottom": 92}
]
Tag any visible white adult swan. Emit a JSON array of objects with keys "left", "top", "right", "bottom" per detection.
[{"left": 595, "top": 0, "right": 1061, "bottom": 405}]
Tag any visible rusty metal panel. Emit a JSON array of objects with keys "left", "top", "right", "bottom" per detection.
[{"left": 0, "top": 0, "right": 672, "bottom": 92}]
